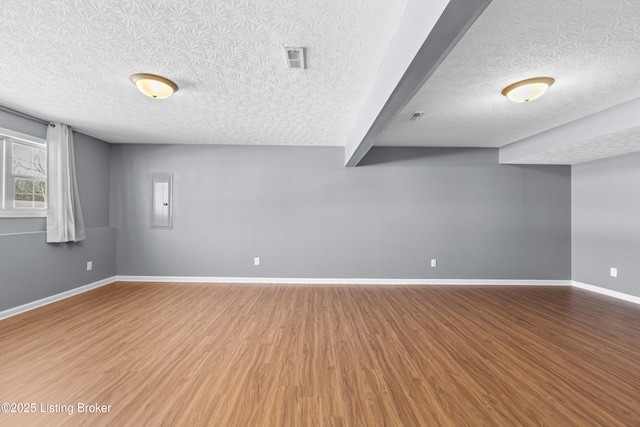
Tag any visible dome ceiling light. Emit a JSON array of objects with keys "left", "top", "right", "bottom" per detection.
[
  {"left": 130, "top": 73, "right": 178, "bottom": 99},
  {"left": 501, "top": 77, "right": 555, "bottom": 103}
]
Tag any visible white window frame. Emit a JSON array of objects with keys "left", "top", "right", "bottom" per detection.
[{"left": 0, "top": 127, "right": 47, "bottom": 218}]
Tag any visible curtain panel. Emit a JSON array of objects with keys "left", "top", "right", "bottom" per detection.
[{"left": 46, "top": 123, "right": 86, "bottom": 243}]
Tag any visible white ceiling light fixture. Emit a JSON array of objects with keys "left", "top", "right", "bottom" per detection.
[
  {"left": 130, "top": 73, "right": 179, "bottom": 99},
  {"left": 283, "top": 47, "right": 306, "bottom": 69},
  {"left": 501, "top": 77, "right": 555, "bottom": 103}
]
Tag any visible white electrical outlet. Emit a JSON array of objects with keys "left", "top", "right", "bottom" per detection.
[
  {"left": 610, "top": 267, "right": 617, "bottom": 278},
  {"left": 254, "top": 257, "right": 260, "bottom": 266},
  {"left": 87, "top": 261, "right": 93, "bottom": 271},
  {"left": 431, "top": 259, "right": 437, "bottom": 268}
]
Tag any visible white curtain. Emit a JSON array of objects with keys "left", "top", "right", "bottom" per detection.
[{"left": 46, "top": 122, "right": 86, "bottom": 243}]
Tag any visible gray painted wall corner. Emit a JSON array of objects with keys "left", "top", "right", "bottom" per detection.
[
  {"left": 572, "top": 152, "right": 640, "bottom": 297},
  {"left": 0, "top": 110, "right": 115, "bottom": 313}
]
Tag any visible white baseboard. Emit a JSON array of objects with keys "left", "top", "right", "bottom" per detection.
[
  {"left": 0, "top": 276, "right": 117, "bottom": 321},
  {"left": 116, "top": 276, "right": 571, "bottom": 286},
  {"left": 572, "top": 281, "right": 640, "bottom": 305},
  {"left": 1, "top": 276, "right": 587, "bottom": 322}
]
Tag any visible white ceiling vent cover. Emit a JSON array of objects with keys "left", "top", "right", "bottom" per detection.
[{"left": 284, "top": 47, "right": 306, "bottom": 69}]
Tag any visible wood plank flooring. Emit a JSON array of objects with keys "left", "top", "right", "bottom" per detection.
[{"left": 0, "top": 282, "right": 639, "bottom": 426}]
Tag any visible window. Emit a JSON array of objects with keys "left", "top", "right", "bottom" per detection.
[{"left": 0, "top": 128, "right": 47, "bottom": 217}]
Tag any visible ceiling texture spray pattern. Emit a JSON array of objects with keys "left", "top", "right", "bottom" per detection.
[
  {"left": 0, "top": 0, "right": 409, "bottom": 145},
  {"left": 504, "top": 127, "right": 640, "bottom": 165},
  {"left": 377, "top": 0, "right": 640, "bottom": 149},
  {"left": 2, "top": 0, "right": 640, "bottom": 165}
]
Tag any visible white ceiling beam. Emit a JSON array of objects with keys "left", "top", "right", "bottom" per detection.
[
  {"left": 344, "top": 0, "right": 493, "bottom": 167},
  {"left": 500, "top": 97, "right": 640, "bottom": 165}
]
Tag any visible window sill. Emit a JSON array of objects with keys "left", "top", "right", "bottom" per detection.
[{"left": 0, "top": 211, "right": 47, "bottom": 218}]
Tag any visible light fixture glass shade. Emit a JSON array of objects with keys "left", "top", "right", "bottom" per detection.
[
  {"left": 501, "top": 77, "right": 555, "bottom": 103},
  {"left": 130, "top": 73, "right": 178, "bottom": 99}
]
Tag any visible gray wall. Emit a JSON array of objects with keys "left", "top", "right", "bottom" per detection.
[
  {"left": 0, "top": 109, "right": 46, "bottom": 140},
  {"left": 75, "top": 133, "right": 111, "bottom": 229},
  {"left": 0, "top": 228, "right": 116, "bottom": 311},
  {"left": 0, "top": 114, "right": 116, "bottom": 312},
  {"left": 572, "top": 152, "right": 640, "bottom": 297},
  {"left": 110, "top": 145, "right": 571, "bottom": 280}
]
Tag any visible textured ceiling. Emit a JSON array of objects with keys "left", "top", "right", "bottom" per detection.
[
  {"left": 0, "top": 0, "right": 409, "bottom": 145},
  {"left": 2, "top": 0, "right": 640, "bottom": 165},
  {"left": 377, "top": 0, "right": 640, "bottom": 153},
  {"left": 502, "top": 126, "right": 640, "bottom": 165}
]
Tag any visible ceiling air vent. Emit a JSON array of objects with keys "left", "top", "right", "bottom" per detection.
[
  {"left": 409, "top": 111, "right": 426, "bottom": 121},
  {"left": 284, "top": 47, "right": 306, "bottom": 69}
]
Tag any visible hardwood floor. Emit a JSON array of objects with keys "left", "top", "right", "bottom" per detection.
[{"left": 0, "top": 282, "right": 639, "bottom": 426}]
